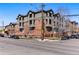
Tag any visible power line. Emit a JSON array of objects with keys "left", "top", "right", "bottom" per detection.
[{"left": 64, "top": 14, "right": 79, "bottom": 17}]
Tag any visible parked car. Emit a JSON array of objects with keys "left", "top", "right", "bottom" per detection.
[
  {"left": 9, "top": 35, "right": 15, "bottom": 38},
  {"left": 61, "top": 33, "right": 79, "bottom": 40},
  {"left": 9, "top": 35, "right": 19, "bottom": 39},
  {"left": 70, "top": 34, "right": 79, "bottom": 39},
  {"left": 14, "top": 35, "right": 19, "bottom": 39},
  {"left": 61, "top": 35, "right": 70, "bottom": 40},
  {"left": 0, "top": 34, "right": 4, "bottom": 37},
  {"left": 70, "top": 34, "right": 76, "bottom": 39}
]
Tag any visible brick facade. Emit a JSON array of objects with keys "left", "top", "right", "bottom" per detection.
[
  {"left": 14, "top": 9, "right": 67, "bottom": 38},
  {"left": 5, "top": 23, "right": 16, "bottom": 36},
  {"left": 5, "top": 9, "right": 79, "bottom": 38}
]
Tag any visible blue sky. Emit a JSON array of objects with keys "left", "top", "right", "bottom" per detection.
[{"left": 0, "top": 3, "right": 79, "bottom": 26}]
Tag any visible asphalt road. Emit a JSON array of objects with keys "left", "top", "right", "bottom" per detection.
[{"left": 0, "top": 37, "right": 79, "bottom": 55}]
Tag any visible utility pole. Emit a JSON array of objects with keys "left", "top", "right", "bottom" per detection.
[
  {"left": 41, "top": 3, "right": 45, "bottom": 40},
  {"left": 30, "top": 3, "right": 45, "bottom": 40},
  {"left": 2, "top": 20, "right": 4, "bottom": 34},
  {"left": 2, "top": 20, "right": 4, "bottom": 28}
]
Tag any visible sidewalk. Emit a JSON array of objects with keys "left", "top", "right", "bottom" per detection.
[{"left": 35, "top": 38, "right": 60, "bottom": 42}]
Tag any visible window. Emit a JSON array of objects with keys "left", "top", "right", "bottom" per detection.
[
  {"left": 33, "top": 20, "right": 35, "bottom": 25},
  {"left": 54, "top": 21, "right": 55, "bottom": 26},
  {"left": 34, "top": 14, "right": 35, "bottom": 17},
  {"left": 19, "top": 17, "right": 21, "bottom": 21},
  {"left": 22, "top": 17, "right": 24, "bottom": 20},
  {"left": 57, "top": 22, "right": 58, "bottom": 26},
  {"left": 29, "top": 20, "right": 35, "bottom": 25},
  {"left": 46, "top": 13, "right": 48, "bottom": 16},
  {"left": 29, "top": 20, "right": 32, "bottom": 25},
  {"left": 11, "top": 25, "right": 15, "bottom": 28},
  {"left": 19, "top": 28, "right": 24, "bottom": 32},
  {"left": 46, "top": 12, "right": 52, "bottom": 17},
  {"left": 49, "top": 13, "right": 52, "bottom": 17},
  {"left": 46, "top": 19, "right": 48, "bottom": 24},
  {"left": 54, "top": 28, "right": 58, "bottom": 32},
  {"left": 19, "top": 22, "right": 21, "bottom": 26},
  {"left": 29, "top": 14, "right": 32, "bottom": 18},
  {"left": 22, "top": 22, "right": 24, "bottom": 27},
  {"left": 29, "top": 27, "right": 35, "bottom": 31},
  {"left": 46, "top": 27, "right": 52, "bottom": 32},
  {"left": 49, "top": 19, "right": 51, "bottom": 24}
]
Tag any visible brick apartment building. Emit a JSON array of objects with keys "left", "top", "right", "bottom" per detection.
[
  {"left": 4, "top": 9, "right": 79, "bottom": 39},
  {"left": 5, "top": 23, "right": 16, "bottom": 37},
  {"left": 14, "top": 9, "right": 68, "bottom": 38},
  {"left": 67, "top": 21, "right": 78, "bottom": 34}
]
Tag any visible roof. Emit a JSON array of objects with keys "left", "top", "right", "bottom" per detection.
[
  {"left": 17, "top": 9, "right": 54, "bottom": 18},
  {"left": 27, "top": 9, "right": 54, "bottom": 14},
  {"left": 70, "top": 21, "right": 78, "bottom": 25},
  {"left": 53, "top": 13, "right": 60, "bottom": 17},
  {"left": 5, "top": 22, "right": 16, "bottom": 28}
]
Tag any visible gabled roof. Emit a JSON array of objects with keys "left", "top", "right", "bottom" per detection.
[
  {"left": 25, "top": 9, "right": 54, "bottom": 17},
  {"left": 17, "top": 14, "right": 25, "bottom": 17},
  {"left": 70, "top": 21, "right": 78, "bottom": 25},
  {"left": 9, "top": 22, "right": 16, "bottom": 25},
  {"left": 53, "top": 13, "right": 60, "bottom": 16},
  {"left": 17, "top": 9, "right": 54, "bottom": 18},
  {"left": 5, "top": 23, "right": 16, "bottom": 28},
  {"left": 53, "top": 13, "right": 61, "bottom": 18},
  {"left": 16, "top": 14, "right": 26, "bottom": 20}
]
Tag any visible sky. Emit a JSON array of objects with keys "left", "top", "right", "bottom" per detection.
[{"left": 0, "top": 3, "right": 79, "bottom": 26}]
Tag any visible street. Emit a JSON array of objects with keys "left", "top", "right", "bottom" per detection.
[{"left": 0, "top": 37, "right": 79, "bottom": 55}]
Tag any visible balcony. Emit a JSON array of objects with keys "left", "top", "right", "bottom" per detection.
[
  {"left": 45, "top": 24, "right": 52, "bottom": 27},
  {"left": 46, "top": 26, "right": 52, "bottom": 32},
  {"left": 29, "top": 27, "right": 35, "bottom": 31},
  {"left": 29, "top": 24, "right": 35, "bottom": 27}
]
